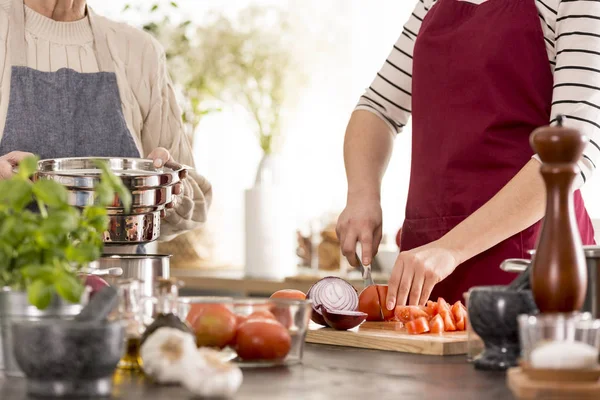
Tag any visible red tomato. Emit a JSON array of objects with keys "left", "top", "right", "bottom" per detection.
[
  {"left": 235, "top": 319, "right": 292, "bottom": 361},
  {"left": 425, "top": 301, "right": 438, "bottom": 318},
  {"left": 451, "top": 302, "right": 468, "bottom": 331},
  {"left": 375, "top": 285, "right": 396, "bottom": 321},
  {"left": 358, "top": 285, "right": 384, "bottom": 321},
  {"left": 406, "top": 316, "right": 430, "bottom": 335},
  {"left": 235, "top": 314, "right": 248, "bottom": 328},
  {"left": 437, "top": 297, "right": 451, "bottom": 313},
  {"left": 247, "top": 310, "right": 277, "bottom": 321},
  {"left": 440, "top": 309, "right": 456, "bottom": 331},
  {"left": 270, "top": 289, "right": 306, "bottom": 300},
  {"left": 191, "top": 304, "right": 237, "bottom": 349},
  {"left": 429, "top": 314, "right": 444, "bottom": 334},
  {"left": 394, "top": 305, "right": 429, "bottom": 323}
]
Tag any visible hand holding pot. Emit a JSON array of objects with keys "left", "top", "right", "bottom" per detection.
[{"left": 147, "top": 147, "right": 188, "bottom": 217}]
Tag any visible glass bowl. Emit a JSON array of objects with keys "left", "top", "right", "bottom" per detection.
[
  {"left": 178, "top": 296, "right": 313, "bottom": 368},
  {"left": 518, "top": 312, "right": 600, "bottom": 369}
]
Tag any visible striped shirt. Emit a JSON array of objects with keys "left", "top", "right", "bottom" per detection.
[{"left": 356, "top": 0, "right": 600, "bottom": 187}]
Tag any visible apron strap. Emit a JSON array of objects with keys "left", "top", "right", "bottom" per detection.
[{"left": 7, "top": 0, "right": 115, "bottom": 73}]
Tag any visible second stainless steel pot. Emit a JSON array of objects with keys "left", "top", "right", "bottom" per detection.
[
  {"left": 501, "top": 246, "right": 600, "bottom": 317},
  {"left": 89, "top": 254, "right": 170, "bottom": 297}
]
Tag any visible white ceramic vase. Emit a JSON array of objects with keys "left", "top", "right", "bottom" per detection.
[{"left": 244, "top": 154, "right": 296, "bottom": 280}]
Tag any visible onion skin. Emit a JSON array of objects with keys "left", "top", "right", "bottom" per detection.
[
  {"left": 306, "top": 277, "right": 359, "bottom": 326},
  {"left": 321, "top": 307, "right": 367, "bottom": 331},
  {"left": 310, "top": 305, "right": 328, "bottom": 326}
]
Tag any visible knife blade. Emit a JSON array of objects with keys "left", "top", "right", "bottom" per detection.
[
  {"left": 355, "top": 242, "right": 375, "bottom": 287},
  {"left": 355, "top": 242, "right": 383, "bottom": 320}
]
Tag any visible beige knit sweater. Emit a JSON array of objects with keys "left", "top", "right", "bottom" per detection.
[{"left": 0, "top": 1, "right": 212, "bottom": 240}]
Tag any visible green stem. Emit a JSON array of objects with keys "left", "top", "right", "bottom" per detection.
[{"left": 36, "top": 199, "right": 48, "bottom": 219}]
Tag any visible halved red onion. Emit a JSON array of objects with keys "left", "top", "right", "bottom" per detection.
[
  {"left": 306, "top": 277, "right": 358, "bottom": 326},
  {"left": 321, "top": 307, "right": 367, "bottom": 331}
]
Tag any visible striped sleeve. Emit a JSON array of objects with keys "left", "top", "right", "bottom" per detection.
[
  {"left": 549, "top": 0, "right": 600, "bottom": 187},
  {"left": 355, "top": 0, "right": 433, "bottom": 134}
]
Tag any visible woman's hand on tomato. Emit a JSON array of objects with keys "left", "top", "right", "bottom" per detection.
[
  {"left": 386, "top": 240, "right": 459, "bottom": 309},
  {"left": 147, "top": 147, "right": 187, "bottom": 216},
  {"left": 336, "top": 192, "right": 382, "bottom": 267}
]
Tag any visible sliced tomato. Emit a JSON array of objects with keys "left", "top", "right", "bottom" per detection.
[
  {"left": 425, "top": 301, "right": 438, "bottom": 318},
  {"left": 429, "top": 314, "right": 444, "bottom": 334},
  {"left": 406, "top": 316, "right": 430, "bottom": 335},
  {"left": 451, "top": 301, "right": 468, "bottom": 331},
  {"left": 394, "top": 305, "right": 429, "bottom": 324},
  {"left": 437, "top": 297, "right": 451, "bottom": 313}
]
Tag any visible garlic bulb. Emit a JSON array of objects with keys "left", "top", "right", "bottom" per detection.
[
  {"left": 140, "top": 327, "right": 198, "bottom": 384},
  {"left": 181, "top": 348, "right": 243, "bottom": 398}
]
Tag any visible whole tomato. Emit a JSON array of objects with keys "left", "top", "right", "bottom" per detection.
[
  {"left": 189, "top": 304, "right": 237, "bottom": 349},
  {"left": 270, "top": 289, "right": 306, "bottom": 300},
  {"left": 235, "top": 319, "right": 292, "bottom": 361},
  {"left": 358, "top": 285, "right": 394, "bottom": 321}
]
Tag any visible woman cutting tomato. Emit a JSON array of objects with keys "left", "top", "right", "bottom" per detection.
[{"left": 337, "top": 0, "right": 599, "bottom": 308}]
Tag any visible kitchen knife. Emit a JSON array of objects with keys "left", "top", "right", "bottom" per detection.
[{"left": 355, "top": 242, "right": 375, "bottom": 287}]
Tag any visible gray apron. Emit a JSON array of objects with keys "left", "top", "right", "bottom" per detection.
[{"left": 1, "top": 0, "right": 146, "bottom": 255}]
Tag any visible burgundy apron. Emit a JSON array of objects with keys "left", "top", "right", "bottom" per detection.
[{"left": 399, "top": 0, "right": 595, "bottom": 304}]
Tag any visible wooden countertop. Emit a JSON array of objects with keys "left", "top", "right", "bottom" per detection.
[
  {"left": 0, "top": 344, "right": 513, "bottom": 400},
  {"left": 172, "top": 267, "right": 389, "bottom": 296}
]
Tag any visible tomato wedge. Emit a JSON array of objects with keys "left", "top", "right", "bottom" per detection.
[
  {"left": 425, "top": 301, "right": 438, "bottom": 318},
  {"left": 406, "top": 316, "right": 430, "bottom": 335},
  {"left": 429, "top": 314, "right": 444, "bottom": 334},
  {"left": 395, "top": 305, "right": 429, "bottom": 324},
  {"left": 451, "top": 301, "right": 468, "bottom": 331}
]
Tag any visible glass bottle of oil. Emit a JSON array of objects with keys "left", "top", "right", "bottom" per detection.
[
  {"left": 140, "top": 278, "right": 193, "bottom": 345},
  {"left": 114, "top": 279, "right": 145, "bottom": 371}
]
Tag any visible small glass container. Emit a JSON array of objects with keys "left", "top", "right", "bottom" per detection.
[
  {"left": 518, "top": 312, "right": 600, "bottom": 369},
  {"left": 178, "top": 296, "right": 313, "bottom": 368},
  {"left": 464, "top": 291, "right": 484, "bottom": 362},
  {"left": 114, "top": 279, "right": 146, "bottom": 371}
]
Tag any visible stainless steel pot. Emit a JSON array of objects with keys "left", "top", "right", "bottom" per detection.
[
  {"left": 36, "top": 157, "right": 185, "bottom": 245},
  {"left": 88, "top": 254, "right": 170, "bottom": 297},
  {"left": 500, "top": 246, "right": 600, "bottom": 317}
]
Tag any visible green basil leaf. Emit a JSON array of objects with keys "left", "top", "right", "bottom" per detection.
[
  {"left": 17, "top": 156, "right": 39, "bottom": 179},
  {"left": 83, "top": 206, "right": 109, "bottom": 232},
  {"left": 65, "top": 243, "right": 101, "bottom": 264},
  {"left": 27, "top": 279, "right": 53, "bottom": 310},
  {"left": 32, "top": 180, "right": 68, "bottom": 208},
  {"left": 0, "top": 179, "right": 33, "bottom": 211},
  {"left": 94, "top": 182, "right": 114, "bottom": 206},
  {"left": 20, "top": 265, "right": 55, "bottom": 282},
  {"left": 41, "top": 210, "right": 79, "bottom": 235},
  {"left": 54, "top": 272, "right": 83, "bottom": 304}
]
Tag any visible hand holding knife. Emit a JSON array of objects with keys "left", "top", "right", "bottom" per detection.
[{"left": 355, "top": 242, "right": 375, "bottom": 287}]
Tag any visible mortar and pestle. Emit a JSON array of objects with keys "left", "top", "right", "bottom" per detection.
[{"left": 12, "top": 286, "right": 125, "bottom": 398}]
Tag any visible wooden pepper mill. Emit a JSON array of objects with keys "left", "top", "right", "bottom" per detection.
[{"left": 530, "top": 115, "right": 588, "bottom": 312}]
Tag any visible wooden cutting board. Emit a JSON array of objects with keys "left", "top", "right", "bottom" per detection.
[{"left": 306, "top": 322, "right": 468, "bottom": 356}]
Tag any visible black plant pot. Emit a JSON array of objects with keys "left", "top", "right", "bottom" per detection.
[{"left": 468, "top": 286, "right": 538, "bottom": 371}]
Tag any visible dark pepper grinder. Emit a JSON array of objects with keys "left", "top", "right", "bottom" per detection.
[{"left": 530, "top": 115, "right": 588, "bottom": 312}]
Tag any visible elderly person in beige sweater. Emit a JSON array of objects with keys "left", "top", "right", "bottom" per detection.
[{"left": 0, "top": 0, "right": 212, "bottom": 240}]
